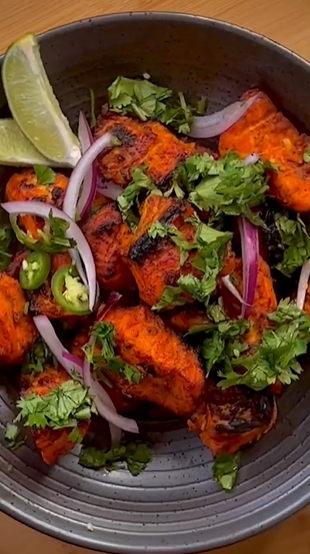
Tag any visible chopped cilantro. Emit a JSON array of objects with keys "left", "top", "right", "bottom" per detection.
[
  {"left": 218, "top": 299, "right": 310, "bottom": 390},
  {"left": 152, "top": 220, "right": 232, "bottom": 310},
  {"left": 79, "top": 441, "right": 152, "bottom": 476},
  {"left": 171, "top": 152, "right": 269, "bottom": 225},
  {"left": 14, "top": 380, "right": 96, "bottom": 430},
  {"left": 68, "top": 427, "right": 84, "bottom": 443},
  {"left": 21, "top": 338, "right": 57, "bottom": 375},
  {"left": 117, "top": 167, "right": 161, "bottom": 231},
  {"left": 4, "top": 423, "right": 26, "bottom": 452},
  {"left": 213, "top": 452, "right": 240, "bottom": 491},
  {"left": 83, "top": 322, "right": 142, "bottom": 384},
  {"left": 274, "top": 213, "right": 310, "bottom": 276},
  {"left": 34, "top": 165, "right": 56, "bottom": 186},
  {"left": 108, "top": 76, "right": 199, "bottom": 134}
]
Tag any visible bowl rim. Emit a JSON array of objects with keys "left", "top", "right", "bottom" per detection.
[{"left": 1, "top": 10, "right": 310, "bottom": 553}]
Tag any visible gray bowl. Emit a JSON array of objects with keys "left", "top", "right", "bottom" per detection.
[{"left": 1, "top": 11, "right": 310, "bottom": 554}]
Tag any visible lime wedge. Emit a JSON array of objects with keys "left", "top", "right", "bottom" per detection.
[
  {"left": 0, "top": 119, "right": 66, "bottom": 167},
  {"left": 2, "top": 33, "right": 81, "bottom": 168}
]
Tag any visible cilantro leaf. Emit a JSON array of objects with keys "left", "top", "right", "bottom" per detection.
[
  {"left": 68, "top": 427, "right": 84, "bottom": 443},
  {"left": 4, "top": 423, "right": 26, "bottom": 452},
  {"left": 21, "top": 338, "right": 57, "bottom": 375},
  {"left": 79, "top": 441, "right": 152, "bottom": 476},
  {"left": 108, "top": 76, "right": 198, "bottom": 134},
  {"left": 15, "top": 380, "right": 96, "bottom": 431},
  {"left": 34, "top": 165, "right": 56, "bottom": 186},
  {"left": 152, "top": 221, "right": 232, "bottom": 310},
  {"left": 117, "top": 167, "right": 161, "bottom": 231},
  {"left": 213, "top": 452, "right": 241, "bottom": 491},
  {"left": 37, "top": 211, "right": 76, "bottom": 253},
  {"left": 274, "top": 213, "right": 310, "bottom": 276},
  {"left": 83, "top": 322, "right": 142, "bottom": 384},
  {"left": 218, "top": 299, "right": 310, "bottom": 390},
  {"left": 173, "top": 152, "right": 270, "bottom": 225},
  {"left": 0, "top": 211, "right": 12, "bottom": 271}
]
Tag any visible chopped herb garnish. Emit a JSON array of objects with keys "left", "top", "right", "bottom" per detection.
[
  {"left": 83, "top": 322, "right": 142, "bottom": 384},
  {"left": 21, "top": 338, "right": 57, "bottom": 375},
  {"left": 171, "top": 152, "right": 270, "bottom": 225},
  {"left": 79, "top": 441, "right": 152, "bottom": 476},
  {"left": 117, "top": 167, "right": 161, "bottom": 231},
  {"left": 4, "top": 423, "right": 26, "bottom": 452},
  {"left": 218, "top": 299, "right": 310, "bottom": 390},
  {"left": 108, "top": 76, "right": 199, "bottom": 134},
  {"left": 68, "top": 427, "right": 84, "bottom": 443},
  {"left": 152, "top": 220, "right": 232, "bottom": 310},
  {"left": 14, "top": 380, "right": 96, "bottom": 430},
  {"left": 34, "top": 165, "right": 56, "bottom": 186},
  {"left": 274, "top": 213, "right": 310, "bottom": 276},
  {"left": 213, "top": 452, "right": 241, "bottom": 491}
]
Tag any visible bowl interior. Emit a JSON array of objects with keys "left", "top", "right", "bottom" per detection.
[{"left": 1, "top": 12, "right": 310, "bottom": 554}]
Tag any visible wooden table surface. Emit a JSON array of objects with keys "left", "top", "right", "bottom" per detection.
[{"left": 0, "top": 0, "right": 310, "bottom": 552}]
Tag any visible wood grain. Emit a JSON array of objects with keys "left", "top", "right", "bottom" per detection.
[{"left": 0, "top": 0, "right": 310, "bottom": 553}]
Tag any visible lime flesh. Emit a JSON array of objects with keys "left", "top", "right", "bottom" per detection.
[{"left": 2, "top": 33, "right": 81, "bottom": 167}]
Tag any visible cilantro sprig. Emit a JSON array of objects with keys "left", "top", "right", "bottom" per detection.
[
  {"left": 108, "top": 76, "right": 203, "bottom": 134},
  {"left": 212, "top": 452, "right": 241, "bottom": 491},
  {"left": 151, "top": 218, "right": 232, "bottom": 310},
  {"left": 117, "top": 167, "right": 161, "bottom": 231},
  {"left": 14, "top": 379, "right": 96, "bottom": 431},
  {"left": 21, "top": 338, "right": 57, "bottom": 376},
  {"left": 79, "top": 441, "right": 152, "bottom": 476},
  {"left": 217, "top": 299, "right": 310, "bottom": 391},
  {"left": 34, "top": 165, "right": 56, "bottom": 186},
  {"left": 83, "top": 322, "right": 142, "bottom": 384},
  {"left": 4, "top": 423, "right": 26, "bottom": 452},
  {"left": 274, "top": 213, "right": 310, "bottom": 276},
  {"left": 170, "top": 152, "right": 270, "bottom": 226}
]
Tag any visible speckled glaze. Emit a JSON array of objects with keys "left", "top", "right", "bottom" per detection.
[{"left": 1, "top": 11, "right": 310, "bottom": 554}]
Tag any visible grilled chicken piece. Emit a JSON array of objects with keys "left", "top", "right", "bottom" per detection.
[
  {"left": 102, "top": 304, "right": 205, "bottom": 416},
  {"left": 220, "top": 256, "right": 277, "bottom": 345},
  {"left": 164, "top": 307, "right": 210, "bottom": 334},
  {"left": 0, "top": 273, "right": 37, "bottom": 365},
  {"left": 5, "top": 169, "right": 68, "bottom": 238},
  {"left": 219, "top": 90, "right": 310, "bottom": 212},
  {"left": 81, "top": 200, "right": 135, "bottom": 291},
  {"left": 95, "top": 113, "right": 196, "bottom": 187},
  {"left": 21, "top": 366, "right": 89, "bottom": 465},
  {"left": 188, "top": 380, "right": 277, "bottom": 456},
  {"left": 124, "top": 195, "right": 200, "bottom": 308}
]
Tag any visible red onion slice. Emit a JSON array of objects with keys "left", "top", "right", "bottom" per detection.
[
  {"left": 97, "top": 180, "right": 123, "bottom": 201},
  {"left": 76, "top": 112, "right": 98, "bottom": 219},
  {"left": 97, "top": 292, "right": 122, "bottom": 321},
  {"left": 63, "top": 131, "right": 113, "bottom": 221},
  {"left": 2, "top": 201, "right": 96, "bottom": 311},
  {"left": 221, "top": 275, "right": 250, "bottom": 306},
  {"left": 296, "top": 260, "right": 310, "bottom": 310},
  {"left": 83, "top": 359, "right": 139, "bottom": 434},
  {"left": 62, "top": 352, "right": 122, "bottom": 445},
  {"left": 238, "top": 217, "right": 259, "bottom": 318},
  {"left": 188, "top": 95, "right": 258, "bottom": 139}
]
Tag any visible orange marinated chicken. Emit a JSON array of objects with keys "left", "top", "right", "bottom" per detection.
[
  {"left": 21, "top": 366, "right": 89, "bottom": 465},
  {"left": 221, "top": 256, "right": 277, "bottom": 345},
  {"left": 188, "top": 380, "right": 277, "bottom": 456},
  {"left": 124, "top": 195, "right": 200, "bottom": 308},
  {"left": 303, "top": 283, "right": 310, "bottom": 316},
  {"left": 164, "top": 307, "right": 210, "bottom": 334},
  {"left": 0, "top": 273, "right": 37, "bottom": 365},
  {"left": 101, "top": 304, "right": 205, "bottom": 416},
  {"left": 81, "top": 201, "right": 135, "bottom": 291},
  {"left": 5, "top": 169, "right": 68, "bottom": 239},
  {"left": 95, "top": 113, "right": 196, "bottom": 187},
  {"left": 219, "top": 89, "right": 310, "bottom": 212}
]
